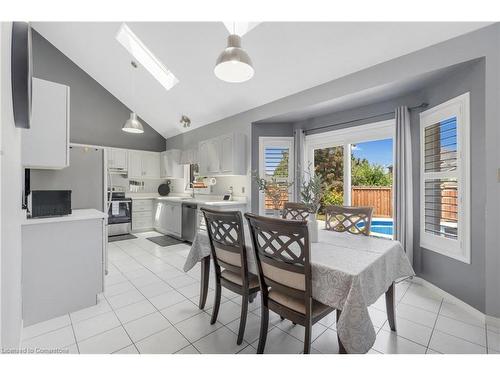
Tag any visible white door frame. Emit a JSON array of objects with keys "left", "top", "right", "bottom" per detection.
[
  {"left": 258, "top": 137, "right": 295, "bottom": 215},
  {"left": 304, "top": 119, "right": 395, "bottom": 206}
]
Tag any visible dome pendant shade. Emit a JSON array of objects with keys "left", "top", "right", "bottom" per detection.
[
  {"left": 214, "top": 34, "right": 254, "bottom": 83},
  {"left": 122, "top": 112, "right": 144, "bottom": 134}
]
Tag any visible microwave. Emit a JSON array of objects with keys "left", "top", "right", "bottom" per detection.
[{"left": 28, "top": 190, "right": 72, "bottom": 218}]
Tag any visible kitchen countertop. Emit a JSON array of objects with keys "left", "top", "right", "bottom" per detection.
[
  {"left": 22, "top": 209, "right": 107, "bottom": 226},
  {"left": 126, "top": 194, "right": 247, "bottom": 206}
]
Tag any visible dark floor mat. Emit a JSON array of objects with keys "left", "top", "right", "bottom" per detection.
[
  {"left": 147, "top": 235, "right": 184, "bottom": 247},
  {"left": 108, "top": 234, "right": 137, "bottom": 242}
]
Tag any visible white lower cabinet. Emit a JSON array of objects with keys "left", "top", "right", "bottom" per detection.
[
  {"left": 154, "top": 200, "right": 182, "bottom": 238},
  {"left": 132, "top": 199, "right": 154, "bottom": 232}
]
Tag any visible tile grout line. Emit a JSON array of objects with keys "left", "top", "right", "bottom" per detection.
[
  {"left": 426, "top": 297, "right": 444, "bottom": 352},
  {"left": 67, "top": 313, "right": 81, "bottom": 354},
  {"left": 101, "top": 292, "right": 141, "bottom": 354}
]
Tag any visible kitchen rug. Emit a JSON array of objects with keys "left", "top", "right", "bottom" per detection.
[
  {"left": 108, "top": 234, "right": 137, "bottom": 242},
  {"left": 147, "top": 235, "right": 185, "bottom": 247}
]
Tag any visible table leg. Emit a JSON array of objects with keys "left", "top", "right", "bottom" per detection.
[
  {"left": 198, "top": 256, "right": 210, "bottom": 310},
  {"left": 385, "top": 282, "right": 396, "bottom": 331},
  {"left": 336, "top": 310, "right": 347, "bottom": 354}
]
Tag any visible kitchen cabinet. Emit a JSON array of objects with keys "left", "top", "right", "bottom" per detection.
[
  {"left": 128, "top": 151, "right": 160, "bottom": 179},
  {"left": 198, "top": 133, "right": 246, "bottom": 176},
  {"left": 21, "top": 209, "right": 106, "bottom": 325},
  {"left": 160, "top": 149, "right": 183, "bottom": 179},
  {"left": 154, "top": 200, "right": 182, "bottom": 238},
  {"left": 107, "top": 148, "right": 128, "bottom": 172},
  {"left": 132, "top": 198, "right": 154, "bottom": 232},
  {"left": 22, "top": 78, "right": 70, "bottom": 169}
]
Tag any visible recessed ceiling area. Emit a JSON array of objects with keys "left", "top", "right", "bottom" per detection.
[{"left": 31, "top": 22, "right": 490, "bottom": 139}]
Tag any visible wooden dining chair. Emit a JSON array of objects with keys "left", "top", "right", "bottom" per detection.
[
  {"left": 324, "top": 205, "right": 374, "bottom": 236},
  {"left": 244, "top": 213, "right": 335, "bottom": 354},
  {"left": 201, "top": 208, "right": 260, "bottom": 345},
  {"left": 281, "top": 202, "right": 310, "bottom": 221}
]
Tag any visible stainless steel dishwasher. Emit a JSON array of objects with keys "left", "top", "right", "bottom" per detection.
[{"left": 181, "top": 202, "right": 198, "bottom": 243}]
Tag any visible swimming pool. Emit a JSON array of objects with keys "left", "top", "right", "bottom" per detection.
[{"left": 358, "top": 219, "right": 393, "bottom": 237}]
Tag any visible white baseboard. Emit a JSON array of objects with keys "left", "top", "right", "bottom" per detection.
[{"left": 412, "top": 277, "right": 487, "bottom": 323}]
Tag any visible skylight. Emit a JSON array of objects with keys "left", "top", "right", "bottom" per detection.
[
  {"left": 222, "top": 22, "right": 260, "bottom": 36},
  {"left": 116, "top": 23, "right": 179, "bottom": 91}
]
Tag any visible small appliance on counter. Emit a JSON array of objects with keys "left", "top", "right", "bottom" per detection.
[{"left": 27, "top": 190, "right": 72, "bottom": 218}]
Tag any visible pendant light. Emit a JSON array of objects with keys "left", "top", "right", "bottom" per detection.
[
  {"left": 122, "top": 61, "right": 144, "bottom": 134},
  {"left": 214, "top": 23, "right": 254, "bottom": 83}
]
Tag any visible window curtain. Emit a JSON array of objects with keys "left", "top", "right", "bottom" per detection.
[
  {"left": 394, "top": 106, "right": 414, "bottom": 265},
  {"left": 293, "top": 129, "right": 305, "bottom": 202}
]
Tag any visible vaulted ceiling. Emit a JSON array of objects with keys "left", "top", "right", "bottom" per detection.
[{"left": 32, "top": 22, "right": 489, "bottom": 138}]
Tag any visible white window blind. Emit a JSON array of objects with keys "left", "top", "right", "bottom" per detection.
[{"left": 420, "top": 93, "right": 470, "bottom": 263}]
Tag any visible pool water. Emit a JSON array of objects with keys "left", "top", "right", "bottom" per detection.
[{"left": 357, "top": 220, "right": 394, "bottom": 236}]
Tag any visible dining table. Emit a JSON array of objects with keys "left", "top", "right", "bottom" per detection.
[{"left": 183, "top": 226, "right": 414, "bottom": 354}]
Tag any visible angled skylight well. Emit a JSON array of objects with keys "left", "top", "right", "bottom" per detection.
[
  {"left": 222, "top": 22, "right": 260, "bottom": 36},
  {"left": 116, "top": 23, "right": 179, "bottom": 91}
]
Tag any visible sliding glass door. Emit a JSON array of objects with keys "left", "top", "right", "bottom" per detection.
[{"left": 305, "top": 120, "right": 395, "bottom": 237}]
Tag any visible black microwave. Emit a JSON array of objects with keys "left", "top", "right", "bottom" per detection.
[{"left": 28, "top": 190, "right": 72, "bottom": 218}]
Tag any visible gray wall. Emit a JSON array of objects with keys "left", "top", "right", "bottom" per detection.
[
  {"left": 31, "top": 30, "right": 166, "bottom": 152},
  {"left": 166, "top": 24, "right": 500, "bottom": 316},
  {"left": 413, "top": 60, "right": 486, "bottom": 311}
]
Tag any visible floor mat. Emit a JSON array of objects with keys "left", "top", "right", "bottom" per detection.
[
  {"left": 147, "top": 235, "right": 185, "bottom": 247},
  {"left": 108, "top": 234, "right": 137, "bottom": 242}
]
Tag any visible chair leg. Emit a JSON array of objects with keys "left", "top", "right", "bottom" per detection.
[
  {"left": 385, "top": 282, "right": 397, "bottom": 331},
  {"left": 210, "top": 281, "right": 221, "bottom": 325},
  {"left": 336, "top": 310, "right": 347, "bottom": 354},
  {"left": 303, "top": 321, "right": 312, "bottom": 354},
  {"left": 257, "top": 305, "right": 269, "bottom": 354},
  {"left": 237, "top": 294, "right": 249, "bottom": 345}
]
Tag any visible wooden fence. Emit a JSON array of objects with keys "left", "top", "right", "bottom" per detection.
[
  {"left": 264, "top": 185, "right": 458, "bottom": 221},
  {"left": 351, "top": 187, "right": 392, "bottom": 218}
]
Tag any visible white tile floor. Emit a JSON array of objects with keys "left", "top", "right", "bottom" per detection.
[{"left": 20, "top": 231, "right": 500, "bottom": 354}]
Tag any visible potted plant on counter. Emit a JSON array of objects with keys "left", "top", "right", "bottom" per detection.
[
  {"left": 300, "top": 168, "right": 325, "bottom": 242},
  {"left": 253, "top": 171, "right": 293, "bottom": 217}
]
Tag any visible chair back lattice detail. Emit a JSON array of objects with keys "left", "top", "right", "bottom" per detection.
[
  {"left": 282, "top": 202, "right": 310, "bottom": 221},
  {"left": 324, "top": 205, "right": 373, "bottom": 236},
  {"left": 201, "top": 208, "right": 247, "bottom": 273},
  {"left": 244, "top": 213, "right": 311, "bottom": 294}
]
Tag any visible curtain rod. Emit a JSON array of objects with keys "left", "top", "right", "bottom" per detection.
[{"left": 303, "top": 102, "right": 428, "bottom": 135}]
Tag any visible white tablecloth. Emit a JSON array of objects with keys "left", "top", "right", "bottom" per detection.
[{"left": 184, "top": 229, "right": 414, "bottom": 353}]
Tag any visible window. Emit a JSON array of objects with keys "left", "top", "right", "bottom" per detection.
[
  {"left": 258, "top": 137, "right": 294, "bottom": 215},
  {"left": 419, "top": 93, "right": 470, "bottom": 263},
  {"left": 305, "top": 120, "right": 395, "bottom": 238}
]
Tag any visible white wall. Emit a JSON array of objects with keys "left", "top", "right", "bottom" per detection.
[{"left": 0, "top": 22, "right": 24, "bottom": 349}]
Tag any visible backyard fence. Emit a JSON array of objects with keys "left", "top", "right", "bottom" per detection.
[
  {"left": 264, "top": 185, "right": 457, "bottom": 221},
  {"left": 351, "top": 187, "right": 392, "bottom": 218}
]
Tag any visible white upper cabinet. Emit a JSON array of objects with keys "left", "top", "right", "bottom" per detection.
[
  {"left": 107, "top": 148, "right": 128, "bottom": 172},
  {"left": 160, "top": 150, "right": 183, "bottom": 179},
  {"left": 198, "top": 133, "right": 246, "bottom": 176},
  {"left": 142, "top": 152, "right": 160, "bottom": 179},
  {"left": 22, "top": 78, "right": 70, "bottom": 169},
  {"left": 128, "top": 151, "right": 160, "bottom": 179},
  {"left": 127, "top": 151, "right": 143, "bottom": 179}
]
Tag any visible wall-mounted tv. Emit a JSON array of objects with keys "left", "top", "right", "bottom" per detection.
[{"left": 11, "top": 22, "right": 32, "bottom": 129}]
